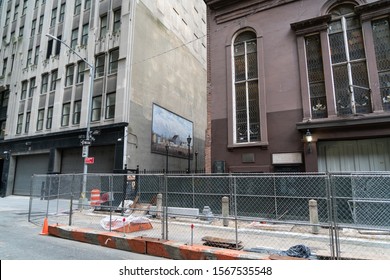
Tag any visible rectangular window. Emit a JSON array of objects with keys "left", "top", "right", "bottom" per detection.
[
  {"left": 50, "top": 69, "right": 58, "bottom": 91},
  {"left": 34, "top": 46, "right": 40, "bottom": 65},
  {"left": 61, "top": 103, "right": 71, "bottom": 126},
  {"left": 109, "top": 49, "right": 119, "bottom": 74},
  {"left": 5, "top": 10, "right": 10, "bottom": 25},
  {"left": 36, "top": 109, "right": 44, "bottom": 131},
  {"left": 29, "top": 77, "right": 36, "bottom": 97},
  {"left": 35, "top": 0, "right": 39, "bottom": 8},
  {"left": 65, "top": 64, "right": 75, "bottom": 86},
  {"left": 46, "top": 39, "right": 53, "bottom": 59},
  {"left": 41, "top": 73, "right": 49, "bottom": 94},
  {"left": 372, "top": 18, "right": 390, "bottom": 112},
  {"left": 81, "top": 24, "right": 88, "bottom": 46},
  {"left": 19, "top": 25, "right": 24, "bottom": 37},
  {"left": 85, "top": 0, "right": 91, "bottom": 10},
  {"left": 100, "top": 15, "right": 108, "bottom": 38},
  {"left": 38, "top": 15, "right": 44, "bottom": 34},
  {"left": 74, "top": 0, "right": 81, "bottom": 16},
  {"left": 91, "top": 96, "right": 102, "bottom": 121},
  {"left": 21, "top": 81, "right": 28, "bottom": 100},
  {"left": 59, "top": 3, "right": 66, "bottom": 23},
  {"left": 77, "top": 61, "right": 86, "bottom": 83},
  {"left": 46, "top": 107, "right": 53, "bottom": 129},
  {"left": 72, "top": 100, "right": 82, "bottom": 124},
  {"left": 31, "top": 19, "right": 36, "bottom": 36},
  {"left": 25, "top": 112, "right": 31, "bottom": 133},
  {"left": 305, "top": 34, "right": 327, "bottom": 119},
  {"left": 16, "top": 114, "right": 23, "bottom": 134},
  {"left": 95, "top": 54, "right": 105, "bottom": 78},
  {"left": 105, "top": 93, "right": 116, "bottom": 119},
  {"left": 26, "top": 49, "right": 32, "bottom": 66},
  {"left": 2, "top": 58, "right": 7, "bottom": 76},
  {"left": 113, "top": 9, "right": 121, "bottom": 33},
  {"left": 70, "top": 28, "right": 78, "bottom": 49},
  {"left": 22, "top": 0, "right": 28, "bottom": 15},
  {"left": 50, "top": 8, "right": 57, "bottom": 27},
  {"left": 55, "top": 35, "right": 62, "bottom": 55},
  {"left": 13, "top": 4, "right": 19, "bottom": 21}
]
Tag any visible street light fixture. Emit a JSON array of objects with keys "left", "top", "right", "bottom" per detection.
[
  {"left": 46, "top": 34, "right": 95, "bottom": 207},
  {"left": 187, "top": 135, "right": 191, "bottom": 173}
]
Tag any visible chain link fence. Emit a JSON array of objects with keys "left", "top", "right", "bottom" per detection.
[{"left": 29, "top": 172, "right": 390, "bottom": 259}]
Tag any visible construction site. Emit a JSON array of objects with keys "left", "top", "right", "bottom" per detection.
[{"left": 29, "top": 172, "right": 390, "bottom": 260}]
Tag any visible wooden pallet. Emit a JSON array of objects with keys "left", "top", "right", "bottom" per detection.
[{"left": 201, "top": 236, "right": 243, "bottom": 250}]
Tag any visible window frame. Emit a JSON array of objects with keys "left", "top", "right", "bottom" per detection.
[
  {"left": 105, "top": 92, "right": 116, "bottom": 119},
  {"left": 91, "top": 96, "right": 102, "bottom": 122},
  {"left": 109, "top": 49, "right": 119, "bottom": 74},
  {"left": 61, "top": 103, "right": 71, "bottom": 126},
  {"left": 46, "top": 106, "right": 53, "bottom": 129},
  {"left": 16, "top": 114, "right": 23, "bottom": 134},
  {"left": 72, "top": 100, "right": 82, "bottom": 125},
  {"left": 36, "top": 109, "right": 45, "bottom": 131},
  {"left": 227, "top": 29, "right": 268, "bottom": 148},
  {"left": 65, "top": 64, "right": 75, "bottom": 87},
  {"left": 41, "top": 73, "right": 49, "bottom": 94}
]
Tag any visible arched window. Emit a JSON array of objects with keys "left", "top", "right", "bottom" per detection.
[
  {"left": 328, "top": 4, "right": 371, "bottom": 115},
  {"left": 233, "top": 31, "right": 260, "bottom": 143}
]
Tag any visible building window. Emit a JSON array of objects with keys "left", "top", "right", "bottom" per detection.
[
  {"left": 46, "top": 107, "right": 53, "bottom": 129},
  {"left": 19, "top": 25, "right": 24, "bottom": 37},
  {"left": 55, "top": 35, "right": 62, "bottom": 55},
  {"left": 59, "top": 3, "right": 66, "bottom": 23},
  {"left": 85, "top": 0, "right": 91, "bottom": 10},
  {"left": 65, "top": 64, "right": 75, "bottom": 86},
  {"left": 1, "top": 58, "right": 7, "bottom": 77},
  {"left": 34, "top": 46, "right": 40, "bottom": 65},
  {"left": 105, "top": 93, "right": 116, "bottom": 119},
  {"left": 328, "top": 5, "right": 370, "bottom": 115},
  {"left": 31, "top": 19, "right": 36, "bottom": 36},
  {"left": 109, "top": 49, "right": 119, "bottom": 74},
  {"left": 372, "top": 18, "right": 390, "bottom": 111},
  {"left": 306, "top": 34, "right": 327, "bottom": 119},
  {"left": 95, "top": 54, "right": 105, "bottom": 78},
  {"left": 61, "top": 103, "right": 71, "bottom": 126},
  {"left": 74, "top": 0, "right": 82, "bottom": 16},
  {"left": 13, "top": 4, "right": 19, "bottom": 21},
  {"left": 41, "top": 73, "right": 49, "bottom": 94},
  {"left": 26, "top": 49, "right": 32, "bottom": 66},
  {"left": 22, "top": 0, "right": 28, "bottom": 16},
  {"left": 233, "top": 31, "right": 260, "bottom": 143},
  {"left": 91, "top": 96, "right": 102, "bottom": 121},
  {"left": 34, "top": 0, "right": 39, "bottom": 9},
  {"left": 25, "top": 112, "right": 31, "bottom": 133},
  {"left": 16, "top": 114, "right": 23, "bottom": 134},
  {"left": 37, "top": 109, "right": 44, "bottom": 131},
  {"left": 50, "top": 69, "right": 58, "bottom": 91},
  {"left": 38, "top": 15, "right": 44, "bottom": 34},
  {"left": 113, "top": 9, "right": 121, "bottom": 33},
  {"left": 71, "top": 28, "right": 78, "bottom": 49},
  {"left": 81, "top": 24, "right": 88, "bottom": 46},
  {"left": 50, "top": 8, "right": 57, "bottom": 27},
  {"left": 77, "top": 61, "right": 86, "bottom": 83},
  {"left": 100, "top": 14, "right": 108, "bottom": 38},
  {"left": 29, "top": 77, "right": 36, "bottom": 97},
  {"left": 21, "top": 81, "right": 28, "bottom": 100},
  {"left": 72, "top": 100, "right": 81, "bottom": 124}
]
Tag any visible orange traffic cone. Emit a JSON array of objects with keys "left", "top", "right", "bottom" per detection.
[{"left": 40, "top": 217, "right": 49, "bottom": 235}]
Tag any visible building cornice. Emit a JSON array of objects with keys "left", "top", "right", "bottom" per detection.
[{"left": 205, "top": 0, "right": 299, "bottom": 24}]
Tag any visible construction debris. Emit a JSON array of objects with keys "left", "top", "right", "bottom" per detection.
[{"left": 201, "top": 236, "right": 243, "bottom": 250}]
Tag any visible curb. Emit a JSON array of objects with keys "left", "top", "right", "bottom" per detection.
[{"left": 48, "top": 225, "right": 271, "bottom": 260}]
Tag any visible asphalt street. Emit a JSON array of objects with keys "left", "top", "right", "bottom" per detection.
[{"left": 0, "top": 195, "right": 165, "bottom": 260}]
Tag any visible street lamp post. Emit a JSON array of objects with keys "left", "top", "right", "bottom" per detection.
[
  {"left": 165, "top": 144, "right": 169, "bottom": 174},
  {"left": 46, "top": 34, "right": 94, "bottom": 207},
  {"left": 186, "top": 135, "right": 191, "bottom": 173}
]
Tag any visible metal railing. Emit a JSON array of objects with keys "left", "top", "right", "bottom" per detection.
[{"left": 28, "top": 172, "right": 390, "bottom": 260}]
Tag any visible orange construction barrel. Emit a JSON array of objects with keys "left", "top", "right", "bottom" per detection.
[{"left": 90, "top": 189, "right": 101, "bottom": 206}]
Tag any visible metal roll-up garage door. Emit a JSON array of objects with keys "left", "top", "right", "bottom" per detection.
[
  {"left": 14, "top": 154, "right": 50, "bottom": 196},
  {"left": 318, "top": 138, "right": 390, "bottom": 172},
  {"left": 61, "top": 145, "right": 115, "bottom": 174}
]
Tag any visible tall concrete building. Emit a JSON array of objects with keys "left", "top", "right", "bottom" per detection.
[{"left": 0, "top": 0, "right": 207, "bottom": 196}]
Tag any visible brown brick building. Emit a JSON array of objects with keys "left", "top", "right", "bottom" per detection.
[{"left": 204, "top": 0, "right": 390, "bottom": 173}]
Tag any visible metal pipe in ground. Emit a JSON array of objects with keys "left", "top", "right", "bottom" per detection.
[{"left": 309, "top": 199, "right": 319, "bottom": 234}]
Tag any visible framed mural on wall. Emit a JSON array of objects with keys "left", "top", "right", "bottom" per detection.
[{"left": 151, "top": 104, "right": 193, "bottom": 158}]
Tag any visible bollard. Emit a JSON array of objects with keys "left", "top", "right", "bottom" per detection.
[
  {"left": 309, "top": 199, "right": 319, "bottom": 234},
  {"left": 222, "top": 196, "right": 229, "bottom": 227},
  {"left": 156, "top": 193, "right": 162, "bottom": 219}
]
